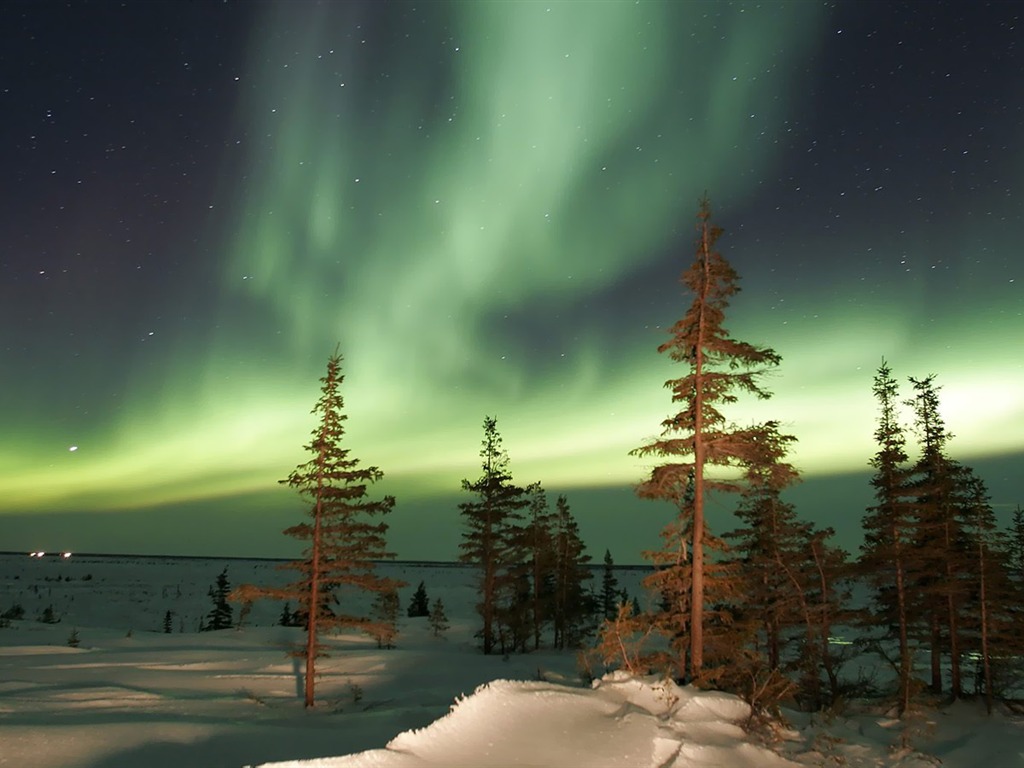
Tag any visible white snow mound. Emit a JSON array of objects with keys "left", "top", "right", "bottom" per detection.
[{"left": 255, "top": 672, "right": 797, "bottom": 768}]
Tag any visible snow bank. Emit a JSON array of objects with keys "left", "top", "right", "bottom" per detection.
[{"left": 255, "top": 672, "right": 797, "bottom": 768}]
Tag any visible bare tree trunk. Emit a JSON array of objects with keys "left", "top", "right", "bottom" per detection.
[
  {"left": 810, "top": 539, "right": 838, "bottom": 700},
  {"left": 930, "top": 613, "right": 942, "bottom": 695},
  {"left": 305, "top": 486, "right": 323, "bottom": 708},
  {"left": 944, "top": 519, "right": 961, "bottom": 699},
  {"left": 979, "top": 539, "right": 993, "bottom": 714},
  {"left": 892, "top": 521, "right": 912, "bottom": 716},
  {"left": 689, "top": 217, "right": 714, "bottom": 679}
]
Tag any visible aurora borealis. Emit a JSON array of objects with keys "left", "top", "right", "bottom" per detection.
[{"left": 2, "top": 2, "right": 1021, "bottom": 561}]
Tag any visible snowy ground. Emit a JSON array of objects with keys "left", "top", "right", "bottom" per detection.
[{"left": 1, "top": 553, "right": 1021, "bottom": 768}]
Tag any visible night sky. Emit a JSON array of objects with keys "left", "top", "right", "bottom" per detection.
[{"left": 2, "top": 1, "right": 1021, "bottom": 562}]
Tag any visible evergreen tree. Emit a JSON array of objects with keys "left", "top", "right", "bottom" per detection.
[
  {"left": 163, "top": 610, "right": 174, "bottom": 634},
  {"left": 959, "top": 472, "right": 1018, "bottom": 711},
  {"left": 525, "top": 484, "right": 557, "bottom": 650},
  {"left": 552, "top": 494, "right": 593, "bottom": 649},
  {"left": 906, "top": 375, "right": 972, "bottom": 698},
  {"left": 601, "top": 549, "right": 619, "bottom": 621},
  {"left": 1008, "top": 505, "right": 1024, "bottom": 585},
  {"left": 203, "top": 567, "right": 233, "bottom": 632},
  {"left": 407, "top": 581, "right": 430, "bottom": 618},
  {"left": 234, "top": 350, "right": 400, "bottom": 708},
  {"left": 631, "top": 196, "right": 782, "bottom": 679},
  {"left": 429, "top": 597, "right": 450, "bottom": 638},
  {"left": 724, "top": 424, "right": 802, "bottom": 674},
  {"left": 458, "top": 416, "right": 530, "bottom": 654},
  {"left": 859, "top": 360, "right": 917, "bottom": 716},
  {"left": 723, "top": 422, "right": 834, "bottom": 708},
  {"left": 279, "top": 602, "right": 299, "bottom": 627},
  {"left": 39, "top": 604, "right": 59, "bottom": 624}
]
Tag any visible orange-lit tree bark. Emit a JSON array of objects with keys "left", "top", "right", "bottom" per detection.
[
  {"left": 275, "top": 351, "right": 399, "bottom": 708},
  {"left": 632, "top": 196, "right": 781, "bottom": 680}
]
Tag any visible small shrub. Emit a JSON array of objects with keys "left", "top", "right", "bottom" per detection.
[
  {"left": 67, "top": 628, "right": 80, "bottom": 648},
  {"left": 348, "top": 681, "right": 363, "bottom": 705},
  {"left": 38, "top": 605, "right": 59, "bottom": 624},
  {"left": 428, "top": 597, "right": 449, "bottom": 638}
]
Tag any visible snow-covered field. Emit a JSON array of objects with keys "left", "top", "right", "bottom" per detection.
[{"left": 1, "top": 553, "right": 1021, "bottom": 768}]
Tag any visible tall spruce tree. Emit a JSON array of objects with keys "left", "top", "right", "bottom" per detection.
[
  {"left": 631, "top": 196, "right": 782, "bottom": 679},
  {"left": 552, "top": 494, "right": 593, "bottom": 648},
  {"left": 458, "top": 416, "right": 530, "bottom": 655},
  {"left": 958, "top": 472, "right": 1017, "bottom": 711},
  {"left": 238, "top": 350, "right": 400, "bottom": 708},
  {"left": 525, "top": 484, "right": 557, "bottom": 650},
  {"left": 859, "top": 359, "right": 916, "bottom": 716},
  {"left": 906, "top": 374, "right": 972, "bottom": 698}
]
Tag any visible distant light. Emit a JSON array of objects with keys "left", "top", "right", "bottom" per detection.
[
  {"left": 29, "top": 551, "right": 45, "bottom": 558},
  {"left": 69, "top": 445, "right": 78, "bottom": 452},
  {"left": 62, "top": 552, "right": 72, "bottom": 559}
]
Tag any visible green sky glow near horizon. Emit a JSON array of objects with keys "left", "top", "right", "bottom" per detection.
[{"left": 2, "top": 2, "right": 1021, "bottom": 559}]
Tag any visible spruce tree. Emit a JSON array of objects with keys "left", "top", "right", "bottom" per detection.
[
  {"left": 724, "top": 423, "right": 811, "bottom": 695},
  {"left": 407, "top": 582, "right": 430, "bottom": 618},
  {"left": 1008, "top": 505, "right": 1024, "bottom": 585},
  {"left": 458, "top": 416, "right": 529, "bottom": 654},
  {"left": 859, "top": 360, "right": 917, "bottom": 716},
  {"left": 279, "top": 602, "right": 298, "bottom": 627},
  {"left": 203, "top": 567, "right": 233, "bottom": 632},
  {"left": 631, "top": 195, "right": 782, "bottom": 679},
  {"left": 429, "top": 597, "right": 450, "bottom": 638},
  {"left": 959, "top": 472, "right": 1018, "bottom": 711},
  {"left": 552, "top": 494, "right": 593, "bottom": 649},
  {"left": 236, "top": 350, "right": 400, "bottom": 708},
  {"left": 525, "top": 484, "right": 557, "bottom": 650},
  {"left": 906, "top": 375, "right": 972, "bottom": 698},
  {"left": 601, "top": 549, "right": 619, "bottom": 621}
]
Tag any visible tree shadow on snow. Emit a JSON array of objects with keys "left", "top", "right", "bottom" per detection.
[{"left": 80, "top": 720, "right": 398, "bottom": 768}]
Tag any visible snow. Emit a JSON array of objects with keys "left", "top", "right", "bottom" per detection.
[{"left": 1, "top": 553, "right": 1021, "bottom": 768}]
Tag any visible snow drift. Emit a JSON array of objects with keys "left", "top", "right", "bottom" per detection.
[{"left": 255, "top": 672, "right": 797, "bottom": 768}]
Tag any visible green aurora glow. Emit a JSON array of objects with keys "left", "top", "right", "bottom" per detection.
[{"left": 2, "top": 2, "right": 1020, "bottom": 559}]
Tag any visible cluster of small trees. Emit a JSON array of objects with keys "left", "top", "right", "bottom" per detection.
[
  {"left": 458, "top": 416, "right": 598, "bottom": 654},
  {"left": 407, "top": 581, "right": 450, "bottom": 638},
  {"left": 600, "top": 196, "right": 1021, "bottom": 719},
  {"left": 861, "top": 363, "right": 1024, "bottom": 714},
  {"left": 227, "top": 195, "right": 1018, "bottom": 718}
]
